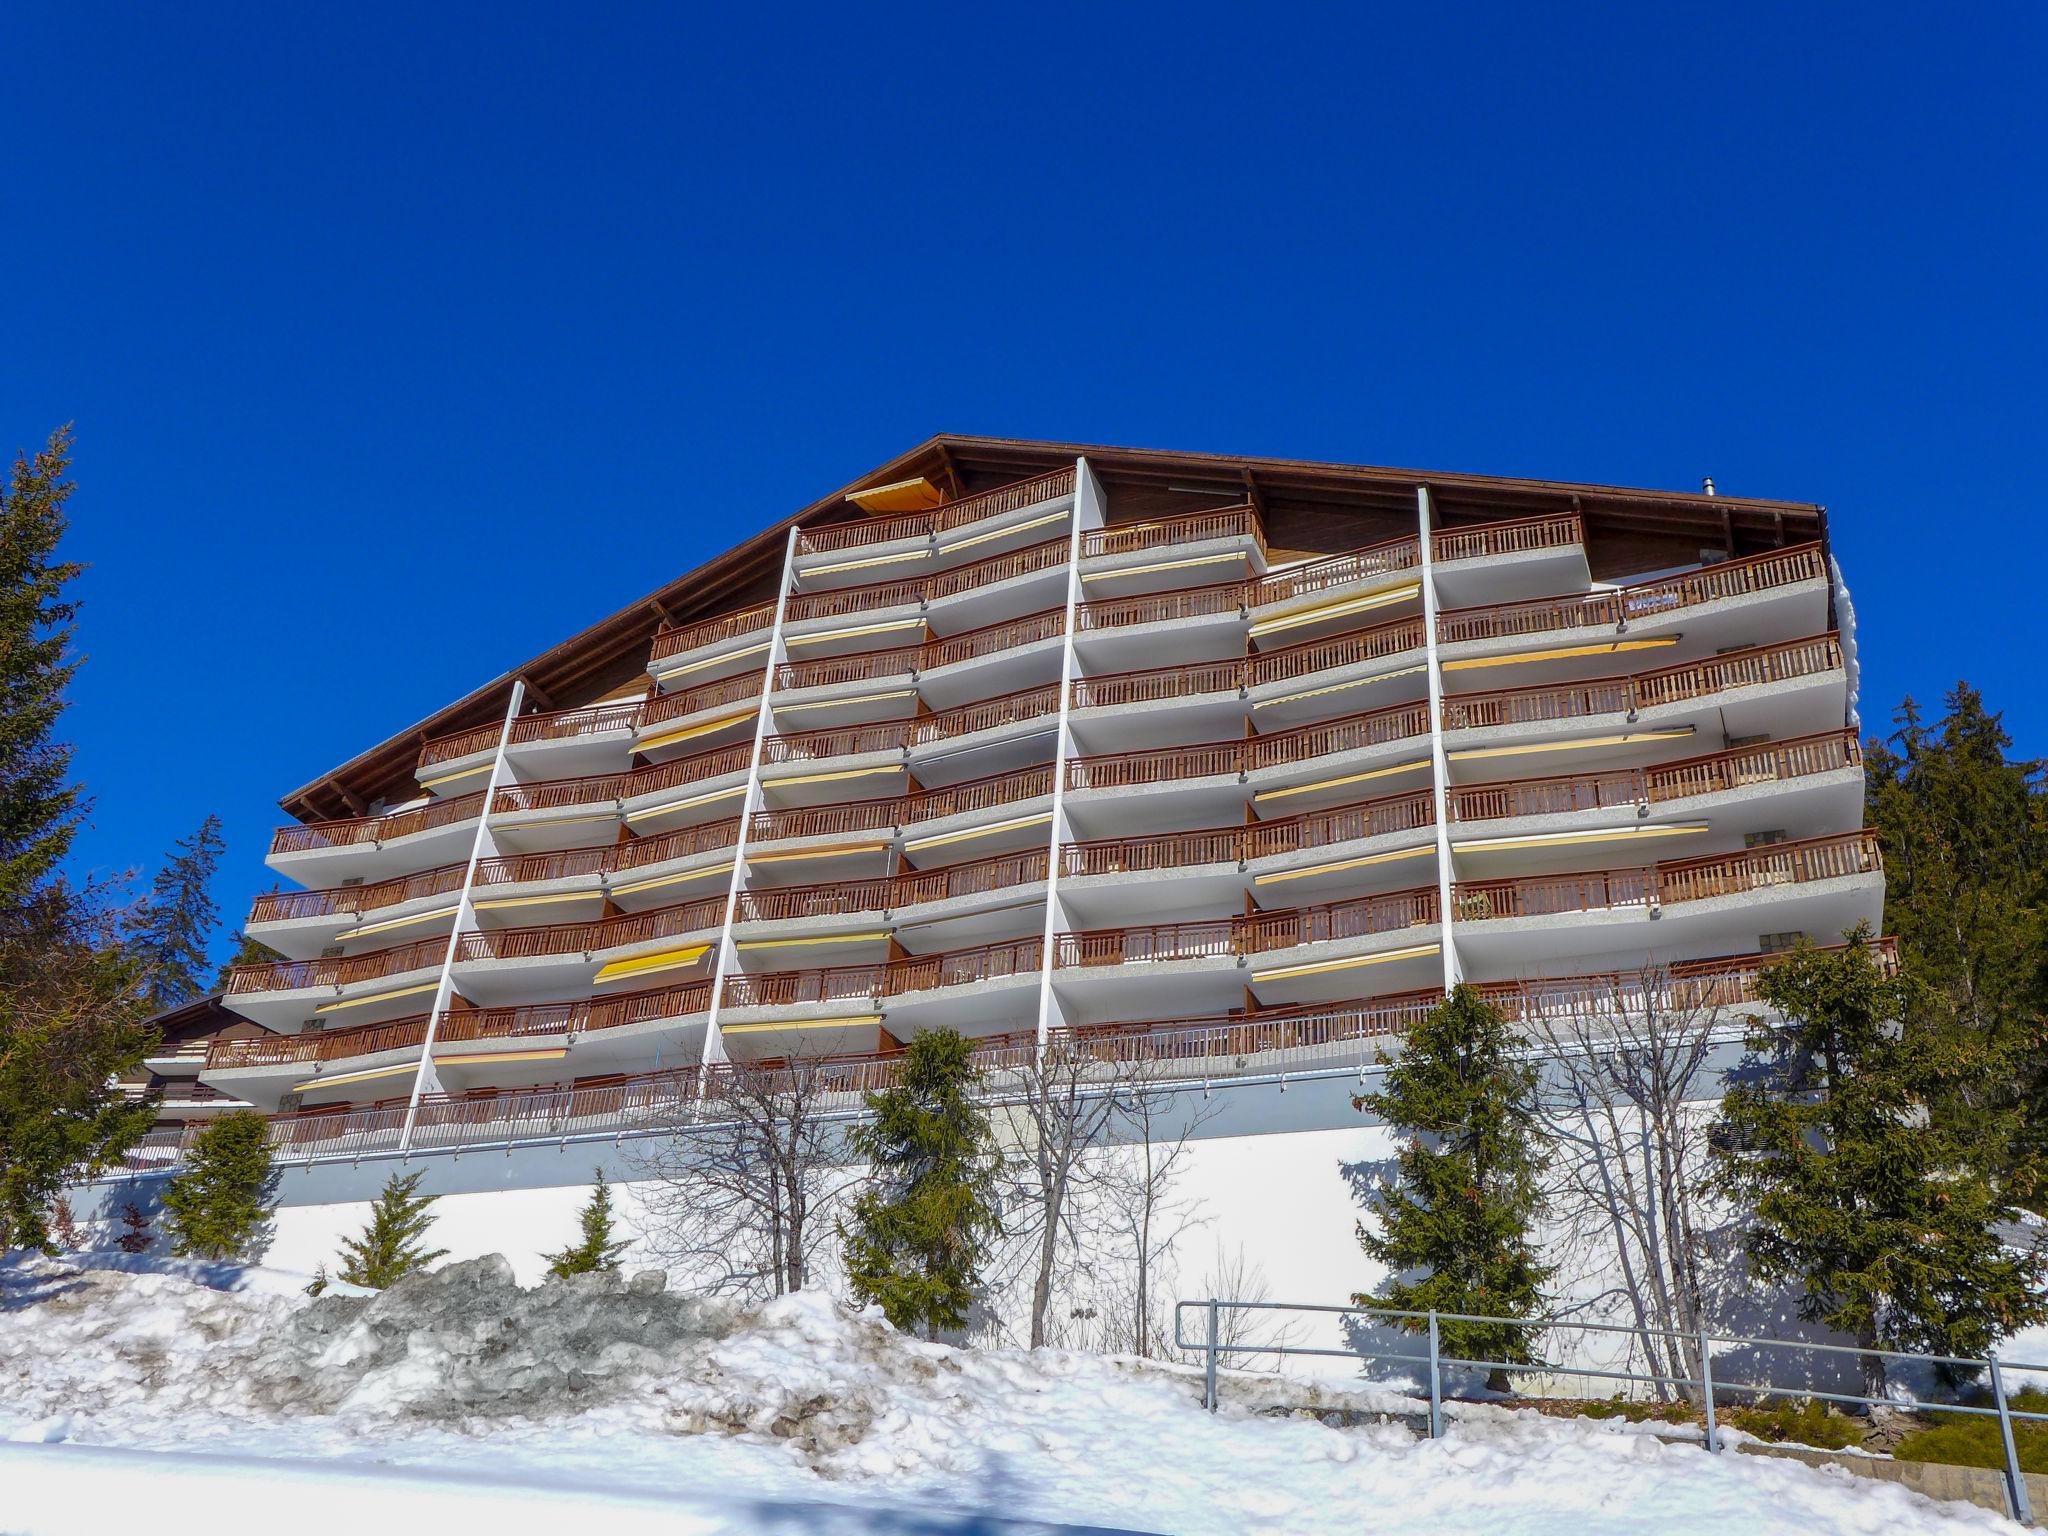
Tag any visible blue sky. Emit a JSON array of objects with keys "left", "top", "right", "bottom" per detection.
[{"left": 3, "top": 3, "right": 2043, "bottom": 966}]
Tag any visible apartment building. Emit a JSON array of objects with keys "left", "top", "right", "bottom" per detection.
[{"left": 154, "top": 438, "right": 1884, "bottom": 1168}]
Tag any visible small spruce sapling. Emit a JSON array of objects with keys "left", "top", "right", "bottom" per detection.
[
  {"left": 115, "top": 1201, "right": 152, "bottom": 1253},
  {"left": 161, "top": 1109, "right": 278, "bottom": 1261},
  {"left": 544, "top": 1169, "right": 630, "bottom": 1277},
  {"left": 335, "top": 1170, "right": 448, "bottom": 1288}
]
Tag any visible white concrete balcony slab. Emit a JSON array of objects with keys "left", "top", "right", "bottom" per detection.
[
  {"left": 1440, "top": 633, "right": 1849, "bottom": 780},
  {"left": 646, "top": 604, "right": 777, "bottom": 692},
  {"left": 1444, "top": 730, "right": 1866, "bottom": 883},
  {"left": 265, "top": 792, "right": 486, "bottom": 889},
  {"left": 1077, "top": 505, "right": 1268, "bottom": 596},
  {"left": 450, "top": 897, "right": 724, "bottom": 1005},
  {"left": 1435, "top": 544, "right": 1831, "bottom": 693},
  {"left": 245, "top": 863, "right": 468, "bottom": 962},
  {"left": 221, "top": 936, "right": 450, "bottom": 1032},
  {"left": 791, "top": 467, "right": 1077, "bottom": 586},
  {"left": 1452, "top": 829, "right": 1885, "bottom": 976},
  {"left": 1428, "top": 512, "right": 1590, "bottom": 609}
]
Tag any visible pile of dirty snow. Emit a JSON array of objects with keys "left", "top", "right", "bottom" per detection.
[{"left": 0, "top": 1254, "right": 2019, "bottom": 1535}]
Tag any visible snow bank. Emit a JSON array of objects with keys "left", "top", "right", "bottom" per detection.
[{"left": 0, "top": 1257, "right": 2018, "bottom": 1535}]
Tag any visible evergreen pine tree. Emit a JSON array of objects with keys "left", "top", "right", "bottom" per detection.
[
  {"left": 0, "top": 428, "right": 157, "bottom": 1252},
  {"left": 0, "top": 426, "right": 85, "bottom": 910},
  {"left": 841, "top": 1029, "right": 1003, "bottom": 1339},
  {"left": 1713, "top": 929, "right": 2047, "bottom": 1397},
  {"left": 129, "top": 815, "right": 226, "bottom": 1010},
  {"left": 544, "top": 1169, "right": 630, "bottom": 1277},
  {"left": 215, "top": 929, "right": 283, "bottom": 990},
  {"left": 335, "top": 1170, "right": 448, "bottom": 1288},
  {"left": 1864, "top": 687, "right": 2048, "bottom": 1190},
  {"left": 160, "top": 1109, "right": 277, "bottom": 1261},
  {"left": 1354, "top": 985, "right": 1552, "bottom": 1386}
]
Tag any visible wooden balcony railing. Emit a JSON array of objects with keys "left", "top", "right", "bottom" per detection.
[
  {"left": 170, "top": 938, "right": 1904, "bottom": 1169},
  {"left": 1448, "top": 730, "right": 1861, "bottom": 822},
  {"left": 1077, "top": 580, "right": 1244, "bottom": 632},
  {"left": 1243, "top": 788, "right": 1437, "bottom": 860},
  {"left": 784, "top": 576, "right": 926, "bottom": 626},
  {"left": 205, "top": 980, "right": 714, "bottom": 1072},
  {"left": 249, "top": 864, "right": 467, "bottom": 926},
  {"left": 895, "top": 847, "right": 1049, "bottom": 904},
  {"left": 642, "top": 670, "right": 764, "bottom": 724},
  {"left": 925, "top": 535, "right": 1069, "bottom": 602},
  {"left": 269, "top": 791, "right": 486, "bottom": 858},
  {"left": 1441, "top": 633, "right": 1842, "bottom": 732},
  {"left": 1430, "top": 512, "right": 1583, "bottom": 565},
  {"left": 612, "top": 817, "right": 743, "bottom": 870},
  {"left": 1080, "top": 505, "right": 1263, "bottom": 561},
  {"left": 1252, "top": 533, "right": 1421, "bottom": 608},
  {"left": 796, "top": 466, "right": 1077, "bottom": 556},
  {"left": 1065, "top": 739, "right": 1244, "bottom": 792},
  {"left": 469, "top": 846, "right": 618, "bottom": 890},
  {"left": 922, "top": 608, "right": 1067, "bottom": 671},
  {"left": 1245, "top": 700, "right": 1434, "bottom": 772},
  {"left": 649, "top": 603, "right": 775, "bottom": 665},
  {"left": 1452, "top": 828, "right": 1882, "bottom": 921},
  {"left": 912, "top": 683, "right": 1061, "bottom": 745},
  {"left": 1061, "top": 828, "right": 1245, "bottom": 879},
  {"left": 932, "top": 465, "right": 1077, "bottom": 535},
  {"left": 774, "top": 646, "right": 924, "bottom": 692},
  {"left": 1071, "top": 659, "right": 1243, "bottom": 711},
  {"left": 724, "top": 935, "right": 1045, "bottom": 1010},
  {"left": 1247, "top": 615, "right": 1427, "bottom": 688},
  {"left": 1055, "top": 885, "right": 1440, "bottom": 968},
  {"left": 747, "top": 797, "right": 902, "bottom": 843},
  {"left": 1436, "top": 543, "right": 1828, "bottom": 646},
  {"left": 900, "top": 764, "right": 1056, "bottom": 826},
  {"left": 1236, "top": 885, "right": 1441, "bottom": 954},
  {"left": 760, "top": 720, "right": 915, "bottom": 766},
  {"left": 456, "top": 894, "right": 726, "bottom": 963},
  {"left": 224, "top": 935, "right": 448, "bottom": 997},
  {"left": 417, "top": 721, "right": 505, "bottom": 772}
]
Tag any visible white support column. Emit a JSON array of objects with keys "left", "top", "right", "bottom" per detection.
[
  {"left": 1415, "top": 487, "right": 1462, "bottom": 994},
  {"left": 399, "top": 679, "right": 525, "bottom": 1152},
  {"left": 700, "top": 524, "right": 805, "bottom": 1067},
  {"left": 1032, "top": 457, "right": 1100, "bottom": 1053}
]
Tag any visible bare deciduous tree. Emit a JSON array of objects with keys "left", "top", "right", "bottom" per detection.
[
  {"left": 1525, "top": 965, "right": 1733, "bottom": 1402},
  {"left": 1004, "top": 1034, "right": 1125, "bottom": 1348},
  {"left": 1091, "top": 1057, "right": 1218, "bottom": 1357},
  {"left": 632, "top": 1055, "right": 860, "bottom": 1299}
]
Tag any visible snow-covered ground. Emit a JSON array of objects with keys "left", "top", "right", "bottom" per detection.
[{"left": 0, "top": 1255, "right": 2019, "bottom": 1536}]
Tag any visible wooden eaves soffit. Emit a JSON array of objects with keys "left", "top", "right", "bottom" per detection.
[{"left": 277, "top": 434, "right": 1828, "bottom": 825}]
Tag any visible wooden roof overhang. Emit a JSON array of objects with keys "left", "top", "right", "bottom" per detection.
[{"left": 280, "top": 435, "right": 1826, "bottom": 824}]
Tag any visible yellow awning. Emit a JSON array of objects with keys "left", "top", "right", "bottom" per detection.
[
  {"left": 593, "top": 944, "right": 710, "bottom": 984},
  {"left": 847, "top": 476, "right": 943, "bottom": 514}
]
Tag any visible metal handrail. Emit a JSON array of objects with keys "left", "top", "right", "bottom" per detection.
[{"left": 1172, "top": 1294, "right": 2042, "bottom": 1522}]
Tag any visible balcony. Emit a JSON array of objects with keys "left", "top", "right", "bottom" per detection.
[
  {"left": 165, "top": 936, "right": 1897, "bottom": 1169},
  {"left": 736, "top": 848, "right": 1048, "bottom": 941},
  {"left": 415, "top": 699, "right": 648, "bottom": 793},
  {"left": 1436, "top": 544, "right": 1830, "bottom": 695},
  {"left": 1441, "top": 633, "right": 1846, "bottom": 775},
  {"left": 266, "top": 790, "right": 486, "bottom": 885},
  {"left": 202, "top": 981, "right": 714, "bottom": 1111},
  {"left": 1053, "top": 885, "right": 1444, "bottom": 1016},
  {"left": 1446, "top": 729, "right": 1864, "bottom": 874},
  {"left": 793, "top": 465, "right": 1078, "bottom": 572},
  {"left": 719, "top": 935, "right": 1045, "bottom": 1056},
  {"left": 223, "top": 935, "right": 450, "bottom": 1030},
  {"left": 1428, "top": 512, "right": 1589, "bottom": 606},
  {"left": 1077, "top": 505, "right": 1268, "bottom": 598},
  {"left": 636, "top": 671, "right": 763, "bottom": 758},
  {"left": 246, "top": 863, "right": 468, "bottom": 959},
  {"left": 451, "top": 894, "right": 726, "bottom": 1002},
  {"left": 1452, "top": 828, "right": 1884, "bottom": 974},
  {"left": 647, "top": 603, "right": 777, "bottom": 689}
]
